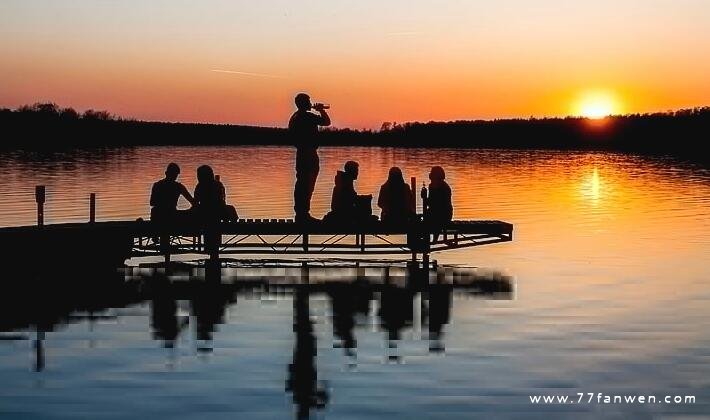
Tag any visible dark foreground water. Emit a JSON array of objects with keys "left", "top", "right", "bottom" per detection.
[{"left": 1, "top": 146, "right": 710, "bottom": 419}]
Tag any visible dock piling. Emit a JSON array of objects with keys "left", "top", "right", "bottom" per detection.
[
  {"left": 410, "top": 177, "right": 416, "bottom": 211},
  {"left": 35, "top": 185, "right": 45, "bottom": 226},
  {"left": 89, "top": 193, "right": 96, "bottom": 223}
]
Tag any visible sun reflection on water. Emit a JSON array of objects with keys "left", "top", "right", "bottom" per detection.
[{"left": 581, "top": 166, "right": 602, "bottom": 204}]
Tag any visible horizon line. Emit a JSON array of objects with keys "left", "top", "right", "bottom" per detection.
[{"left": 2, "top": 102, "right": 709, "bottom": 129}]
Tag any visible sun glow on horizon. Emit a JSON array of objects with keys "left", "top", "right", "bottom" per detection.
[{"left": 574, "top": 91, "right": 621, "bottom": 119}]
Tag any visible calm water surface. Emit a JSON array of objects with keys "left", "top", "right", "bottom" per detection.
[{"left": 1, "top": 146, "right": 709, "bottom": 418}]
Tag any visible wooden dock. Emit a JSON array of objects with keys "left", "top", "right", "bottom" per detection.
[
  {"left": 0, "top": 185, "right": 513, "bottom": 268},
  {"left": 0, "top": 218, "right": 512, "bottom": 263}
]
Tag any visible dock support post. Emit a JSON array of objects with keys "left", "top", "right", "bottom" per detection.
[
  {"left": 34, "top": 329, "right": 45, "bottom": 372},
  {"left": 35, "top": 185, "right": 45, "bottom": 226},
  {"left": 410, "top": 177, "right": 417, "bottom": 211},
  {"left": 303, "top": 233, "right": 309, "bottom": 251},
  {"left": 356, "top": 261, "right": 365, "bottom": 282},
  {"left": 300, "top": 261, "right": 310, "bottom": 284},
  {"left": 89, "top": 193, "right": 96, "bottom": 223}
]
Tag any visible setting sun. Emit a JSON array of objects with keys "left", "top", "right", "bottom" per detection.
[{"left": 575, "top": 91, "right": 620, "bottom": 119}]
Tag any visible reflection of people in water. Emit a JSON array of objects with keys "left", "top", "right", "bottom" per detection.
[
  {"left": 286, "top": 287, "right": 328, "bottom": 419},
  {"left": 327, "top": 279, "right": 373, "bottom": 364},
  {"left": 150, "top": 162, "right": 195, "bottom": 223},
  {"left": 424, "top": 284, "right": 452, "bottom": 353},
  {"left": 377, "top": 167, "right": 415, "bottom": 224},
  {"left": 189, "top": 275, "right": 232, "bottom": 353},
  {"left": 149, "top": 276, "right": 188, "bottom": 349},
  {"left": 378, "top": 281, "right": 415, "bottom": 361},
  {"left": 328, "top": 284, "right": 357, "bottom": 357},
  {"left": 289, "top": 93, "right": 331, "bottom": 223}
]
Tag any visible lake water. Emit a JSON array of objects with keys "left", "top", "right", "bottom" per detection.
[{"left": 1, "top": 146, "right": 709, "bottom": 418}]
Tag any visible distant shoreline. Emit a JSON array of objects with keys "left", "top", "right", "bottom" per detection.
[{"left": 2, "top": 103, "right": 708, "bottom": 160}]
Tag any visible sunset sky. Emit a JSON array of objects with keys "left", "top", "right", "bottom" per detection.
[{"left": 1, "top": 0, "right": 709, "bottom": 128}]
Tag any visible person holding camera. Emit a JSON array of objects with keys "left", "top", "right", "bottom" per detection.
[{"left": 288, "top": 93, "right": 331, "bottom": 223}]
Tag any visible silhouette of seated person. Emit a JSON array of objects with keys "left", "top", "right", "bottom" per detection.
[
  {"left": 150, "top": 162, "right": 195, "bottom": 224},
  {"left": 377, "top": 167, "right": 415, "bottom": 224},
  {"left": 193, "top": 165, "right": 239, "bottom": 224},
  {"left": 424, "top": 166, "right": 453, "bottom": 241},
  {"left": 323, "top": 161, "right": 374, "bottom": 223}
]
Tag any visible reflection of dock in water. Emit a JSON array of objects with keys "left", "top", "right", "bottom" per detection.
[
  {"left": 0, "top": 263, "right": 512, "bottom": 419},
  {"left": 129, "top": 259, "right": 514, "bottom": 293}
]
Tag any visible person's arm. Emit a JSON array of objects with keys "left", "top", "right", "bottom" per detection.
[
  {"left": 191, "top": 185, "right": 202, "bottom": 207},
  {"left": 218, "top": 182, "right": 226, "bottom": 203},
  {"left": 180, "top": 184, "right": 196, "bottom": 206},
  {"left": 377, "top": 185, "right": 386, "bottom": 210},
  {"left": 312, "top": 104, "right": 331, "bottom": 127},
  {"left": 149, "top": 183, "right": 158, "bottom": 207},
  {"left": 407, "top": 188, "right": 416, "bottom": 213}
]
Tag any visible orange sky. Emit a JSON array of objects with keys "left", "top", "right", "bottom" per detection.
[{"left": 1, "top": 0, "right": 709, "bottom": 128}]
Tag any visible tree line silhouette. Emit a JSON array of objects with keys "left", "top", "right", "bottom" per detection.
[{"left": 2, "top": 102, "right": 708, "bottom": 159}]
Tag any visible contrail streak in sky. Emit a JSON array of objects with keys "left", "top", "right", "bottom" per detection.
[{"left": 210, "top": 69, "right": 287, "bottom": 79}]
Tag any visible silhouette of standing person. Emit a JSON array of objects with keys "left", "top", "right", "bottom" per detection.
[{"left": 289, "top": 93, "right": 331, "bottom": 223}]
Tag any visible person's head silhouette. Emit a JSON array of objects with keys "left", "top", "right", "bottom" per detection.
[
  {"left": 165, "top": 162, "right": 180, "bottom": 181},
  {"left": 429, "top": 166, "right": 446, "bottom": 182},
  {"left": 387, "top": 167, "right": 405, "bottom": 185},
  {"left": 344, "top": 161, "right": 359, "bottom": 180},
  {"left": 295, "top": 93, "right": 312, "bottom": 111},
  {"left": 196, "top": 164, "right": 215, "bottom": 184}
]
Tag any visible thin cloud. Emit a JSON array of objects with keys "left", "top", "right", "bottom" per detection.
[{"left": 210, "top": 69, "right": 287, "bottom": 79}]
